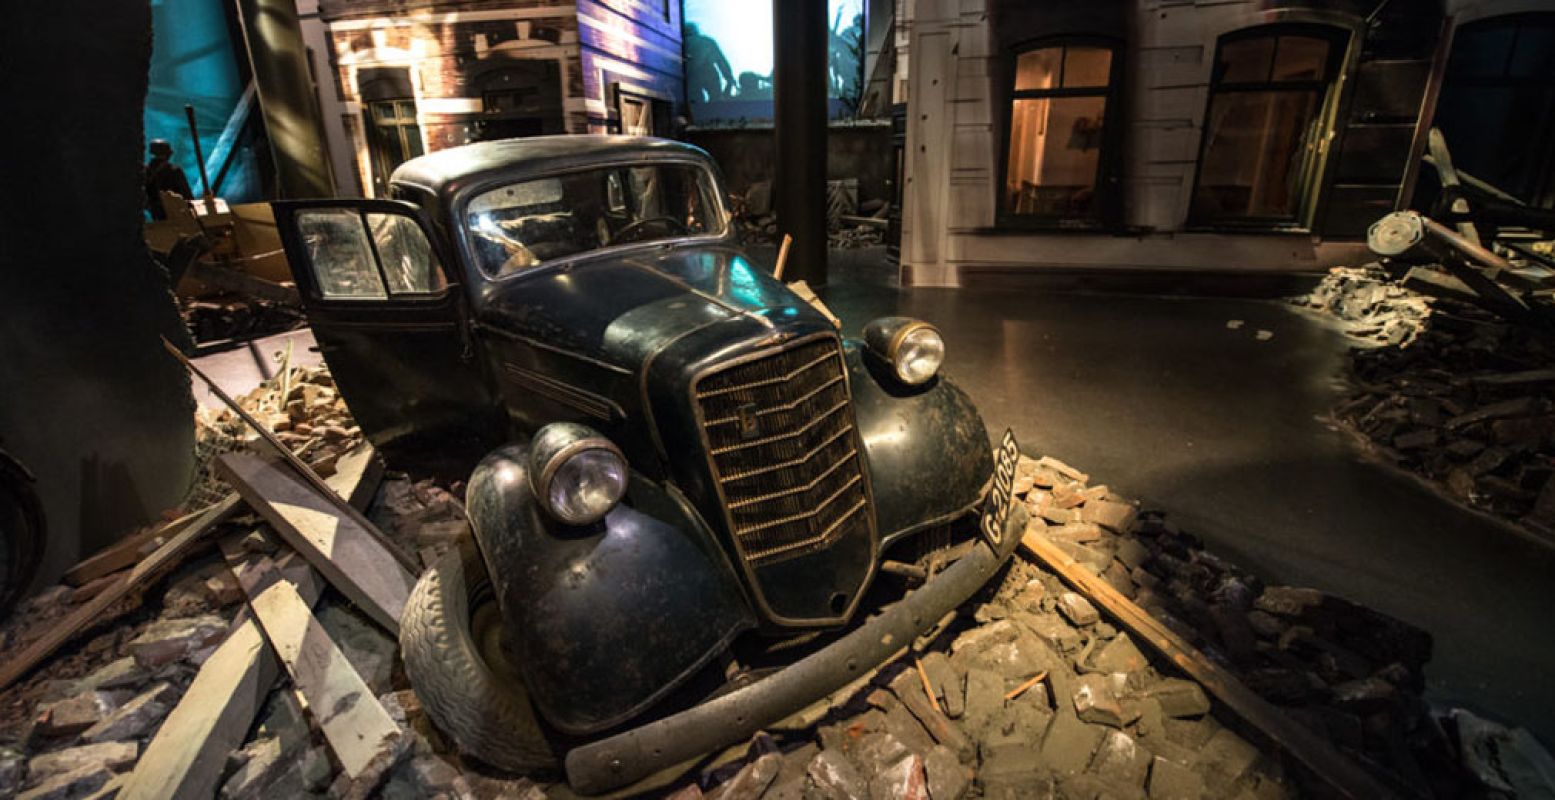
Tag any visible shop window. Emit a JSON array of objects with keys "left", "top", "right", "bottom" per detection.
[
  {"left": 1433, "top": 14, "right": 1555, "bottom": 209},
  {"left": 1001, "top": 41, "right": 1119, "bottom": 226},
  {"left": 1189, "top": 26, "right": 1347, "bottom": 227}
]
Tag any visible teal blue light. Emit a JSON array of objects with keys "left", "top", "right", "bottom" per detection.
[
  {"left": 145, "top": 0, "right": 261, "bottom": 204},
  {"left": 728, "top": 256, "right": 763, "bottom": 307}
]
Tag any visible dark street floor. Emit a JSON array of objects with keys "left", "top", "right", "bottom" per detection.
[{"left": 807, "top": 247, "right": 1555, "bottom": 744}]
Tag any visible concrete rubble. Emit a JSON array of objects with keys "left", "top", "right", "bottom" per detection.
[
  {"left": 0, "top": 355, "right": 1550, "bottom": 799},
  {"left": 1304, "top": 262, "right": 1555, "bottom": 539}
]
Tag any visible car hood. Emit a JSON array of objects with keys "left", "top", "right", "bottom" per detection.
[{"left": 475, "top": 244, "right": 832, "bottom": 369}]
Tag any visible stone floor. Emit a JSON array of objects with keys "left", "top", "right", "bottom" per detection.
[{"left": 807, "top": 248, "right": 1555, "bottom": 746}]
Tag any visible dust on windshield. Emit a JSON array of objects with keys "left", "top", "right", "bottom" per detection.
[{"left": 465, "top": 163, "right": 727, "bottom": 277}]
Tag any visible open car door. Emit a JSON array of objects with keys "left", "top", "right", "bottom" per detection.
[{"left": 272, "top": 199, "right": 504, "bottom": 453}]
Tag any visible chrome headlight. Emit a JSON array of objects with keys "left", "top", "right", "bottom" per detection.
[
  {"left": 863, "top": 317, "right": 945, "bottom": 385},
  {"left": 528, "top": 423, "right": 628, "bottom": 526}
]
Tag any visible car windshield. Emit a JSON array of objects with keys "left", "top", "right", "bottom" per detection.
[{"left": 465, "top": 162, "right": 726, "bottom": 277}]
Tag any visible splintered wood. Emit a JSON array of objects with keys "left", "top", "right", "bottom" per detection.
[
  {"left": 0, "top": 496, "right": 240, "bottom": 691},
  {"left": 233, "top": 557, "right": 401, "bottom": 778}
]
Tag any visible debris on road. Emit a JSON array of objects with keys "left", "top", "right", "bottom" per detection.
[{"left": 0, "top": 356, "right": 1543, "bottom": 799}]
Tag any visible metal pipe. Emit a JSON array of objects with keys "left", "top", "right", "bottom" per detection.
[{"left": 184, "top": 104, "right": 216, "bottom": 213}]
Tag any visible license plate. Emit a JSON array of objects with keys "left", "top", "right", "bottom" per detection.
[{"left": 980, "top": 429, "right": 1021, "bottom": 546}]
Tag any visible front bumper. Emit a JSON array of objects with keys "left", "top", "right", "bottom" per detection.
[{"left": 563, "top": 504, "right": 1028, "bottom": 795}]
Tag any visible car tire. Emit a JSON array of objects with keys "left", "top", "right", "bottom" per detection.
[{"left": 400, "top": 544, "right": 559, "bottom": 773}]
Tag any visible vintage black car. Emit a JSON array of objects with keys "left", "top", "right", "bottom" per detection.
[{"left": 272, "top": 136, "right": 1024, "bottom": 795}]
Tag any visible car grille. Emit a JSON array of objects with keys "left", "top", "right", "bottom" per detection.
[{"left": 694, "top": 336, "right": 874, "bottom": 565}]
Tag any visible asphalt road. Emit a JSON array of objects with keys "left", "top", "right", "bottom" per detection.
[{"left": 817, "top": 250, "right": 1555, "bottom": 744}]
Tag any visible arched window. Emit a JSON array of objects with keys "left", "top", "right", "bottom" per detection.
[
  {"left": 1190, "top": 25, "right": 1347, "bottom": 227},
  {"left": 1000, "top": 39, "right": 1121, "bottom": 227},
  {"left": 1433, "top": 13, "right": 1555, "bottom": 210}
]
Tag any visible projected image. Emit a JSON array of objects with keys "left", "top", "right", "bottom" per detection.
[{"left": 683, "top": 0, "right": 865, "bottom": 125}]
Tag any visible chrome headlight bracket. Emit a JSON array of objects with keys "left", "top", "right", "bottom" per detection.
[
  {"left": 863, "top": 316, "right": 945, "bottom": 386},
  {"left": 529, "top": 422, "right": 628, "bottom": 526}
]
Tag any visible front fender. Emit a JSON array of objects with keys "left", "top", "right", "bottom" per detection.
[
  {"left": 465, "top": 444, "right": 755, "bottom": 736},
  {"left": 846, "top": 342, "right": 993, "bottom": 547}
]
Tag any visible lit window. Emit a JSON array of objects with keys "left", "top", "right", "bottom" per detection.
[
  {"left": 1190, "top": 27, "right": 1346, "bottom": 226},
  {"left": 1003, "top": 42, "right": 1117, "bottom": 224}
]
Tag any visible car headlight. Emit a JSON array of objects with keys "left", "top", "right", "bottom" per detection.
[
  {"left": 863, "top": 317, "right": 945, "bottom": 385},
  {"left": 528, "top": 423, "right": 628, "bottom": 526}
]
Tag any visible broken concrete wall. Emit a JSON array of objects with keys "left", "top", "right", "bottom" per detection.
[{"left": 0, "top": 0, "right": 197, "bottom": 593}]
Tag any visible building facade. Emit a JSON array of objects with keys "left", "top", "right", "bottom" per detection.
[
  {"left": 896, "top": 0, "right": 1555, "bottom": 286},
  {"left": 301, "top": 0, "right": 683, "bottom": 197}
]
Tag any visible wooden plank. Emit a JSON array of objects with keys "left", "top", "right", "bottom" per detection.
[
  {"left": 0, "top": 495, "right": 240, "bottom": 691},
  {"left": 164, "top": 337, "right": 419, "bottom": 574},
  {"left": 120, "top": 461, "right": 381, "bottom": 800},
  {"left": 62, "top": 507, "right": 207, "bottom": 587},
  {"left": 233, "top": 555, "right": 401, "bottom": 778},
  {"left": 217, "top": 452, "right": 414, "bottom": 633},
  {"left": 120, "top": 549, "right": 323, "bottom": 800},
  {"left": 1019, "top": 530, "right": 1397, "bottom": 800}
]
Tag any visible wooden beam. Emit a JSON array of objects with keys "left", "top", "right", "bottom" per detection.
[
  {"left": 119, "top": 550, "right": 322, "bottom": 800},
  {"left": 120, "top": 460, "right": 381, "bottom": 800},
  {"left": 62, "top": 508, "right": 203, "bottom": 587},
  {"left": 0, "top": 495, "right": 239, "bottom": 691},
  {"left": 1019, "top": 531, "right": 1397, "bottom": 800},
  {"left": 217, "top": 452, "right": 413, "bottom": 633},
  {"left": 232, "top": 555, "right": 401, "bottom": 778},
  {"left": 163, "top": 337, "right": 418, "bottom": 573}
]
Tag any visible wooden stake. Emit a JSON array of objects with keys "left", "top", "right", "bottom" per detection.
[
  {"left": 1003, "top": 671, "right": 1047, "bottom": 702},
  {"left": 162, "top": 337, "right": 418, "bottom": 574},
  {"left": 914, "top": 657, "right": 942, "bottom": 715},
  {"left": 773, "top": 234, "right": 793, "bottom": 281}
]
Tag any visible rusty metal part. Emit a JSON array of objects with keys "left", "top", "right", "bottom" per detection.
[
  {"left": 562, "top": 504, "right": 1027, "bottom": 795},
  {"left": 1368, "top": 211, "right": 1535, "bottom": 321}
]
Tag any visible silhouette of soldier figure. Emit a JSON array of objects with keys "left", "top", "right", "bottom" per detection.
[
  {"left": 684, "top": 23, "right": 735, "bottom": 104},
  {"left": 144, "top": 139, "right": 192, "bottom": 220}
]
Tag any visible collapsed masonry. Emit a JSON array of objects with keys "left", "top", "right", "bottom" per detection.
[
  {"left": 0, "top": 361, "right": 1547, "bottom": 799},
  {"left": 1302, "top": 256, "right": 1555, "bottom": 539}
]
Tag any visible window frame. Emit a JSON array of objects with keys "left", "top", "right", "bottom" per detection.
[
  {"left": 1186, "top": 23, "right": 1350, "bottom": 231},
  {"left": 996, "top": 35, "right": 1125, "bottom": 231},
  {"left": 363, "top": 97, "right": 424, "bottom": 198},
  {"left": 1434, "top": 13, "right": 1555, "bottom": 210},
  {"left": 297, "top": 205, "right": 450, "bottom": 304}
]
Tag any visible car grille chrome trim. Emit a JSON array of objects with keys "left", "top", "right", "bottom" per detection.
[{"left": 693, "top": 336, "right": 876, "bottom": 566}]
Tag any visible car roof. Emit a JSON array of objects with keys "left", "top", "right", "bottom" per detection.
[{"left": 389, "top": 135, "right": 712, "bottom": 199}]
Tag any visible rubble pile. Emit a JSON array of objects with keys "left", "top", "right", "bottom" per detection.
[
  {"left": 1295, "top": 265, "right": 1432, "bottom": 346},
  {"left": 1321, "top": 288, "right": 1555, "bottom": 534},
  {"left": 0, "top": 547, "right": 245, "bottom": 798},
  {"left": 186, "top": 364, "right": 364, "bottom": 510},
  {"left": 1014, "top": 456, "right": 1456, "bottom": 795},
  {"left": 728, "top": 181, "right": 888, "bottom": 250},
  {"left": 678, "top": 454, "right": 1505, "bottom": 800},
  {"left": 828, "top": 224, "right": 883, "bottom": 250}
]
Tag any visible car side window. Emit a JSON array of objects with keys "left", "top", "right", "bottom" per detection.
[
  {"left": 298, "top": 209, "right": 387, "bottom": 299},
  {"left": 369, "top": 213, "right": 446, "bottom": 294},
  {"left": 296, "top": 207, "right": 444, "bottom": 300}
]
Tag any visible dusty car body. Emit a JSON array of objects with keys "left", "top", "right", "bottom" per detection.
[{"left": 272, "top": 136, "right": 1021, "bottom": 794}]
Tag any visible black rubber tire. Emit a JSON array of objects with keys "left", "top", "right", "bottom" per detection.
[{"left": 399, "top": 545, "right": 559, "bottom": 773}]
